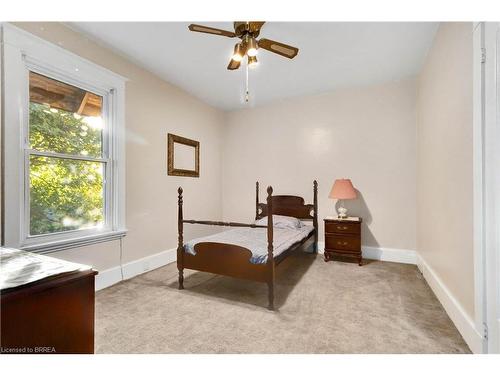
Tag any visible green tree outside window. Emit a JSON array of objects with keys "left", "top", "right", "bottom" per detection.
[{"left": 29, "top": 103, "right": 104, "bottom": 235}]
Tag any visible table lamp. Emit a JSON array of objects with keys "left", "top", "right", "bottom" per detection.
[{"left": 329, "top": 179, "right": 357, "bottom": 219}]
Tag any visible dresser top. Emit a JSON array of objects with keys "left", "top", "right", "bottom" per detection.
[
  {"left": 0, "top": 247, "right": 93, "bottom": 291},
  {"left": 324, "top": 216, "right": 362, "bottom": 223}
]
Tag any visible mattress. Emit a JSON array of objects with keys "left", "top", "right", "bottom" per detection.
[{"left": 184, "top": 225, "right": 314, "bottom": 264}]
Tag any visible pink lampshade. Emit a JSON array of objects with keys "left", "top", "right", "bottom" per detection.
[{"left": 329, "top": 179, "right": 357, "bottom": 200}]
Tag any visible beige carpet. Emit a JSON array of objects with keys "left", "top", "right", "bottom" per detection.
[{"left": 95, "top": 253, "right": 471, "bottom": 353}]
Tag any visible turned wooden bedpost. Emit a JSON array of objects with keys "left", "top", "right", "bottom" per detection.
[
  {"left": 255, "top": 181, "right": 260, "bottom": 220},
  {"left": 313, "top": 180, "right": 318, "bottom": 253},
  {"left": 266, "top": 186, "right": 275, "bottom": 310},
  {"left": 177, "top": 187, "right": 184, "bottom": 290}
]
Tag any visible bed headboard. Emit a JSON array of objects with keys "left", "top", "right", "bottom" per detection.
[{"left": 255, "top": 181, "right": 318, "bottom": 222}]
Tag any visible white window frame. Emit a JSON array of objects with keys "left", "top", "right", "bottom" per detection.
[{"left": 1, "top": 23, "right": 127, "bottom": 253}]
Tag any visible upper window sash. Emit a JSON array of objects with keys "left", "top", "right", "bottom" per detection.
[
  {"left": 26, "top": 69, "right": 108, "bottom": 160},
  {"left": 25, "top": 63, "right": 113, "bottom": 159}
]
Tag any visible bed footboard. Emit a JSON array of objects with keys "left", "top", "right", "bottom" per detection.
[{"left": 183, "top": 243, "right": 268, "bottom": 282}]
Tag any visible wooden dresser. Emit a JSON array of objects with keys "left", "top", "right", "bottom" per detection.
[
  {"left": 0, "top": 248, "right": 97, "bottom": 354},
  {"left": 324, "top": 217, "right": 362, "bottom": 266}
]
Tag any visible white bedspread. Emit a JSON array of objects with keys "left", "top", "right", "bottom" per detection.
[{"left": 184, "top": 226, "right": 314, "bottom": 264}]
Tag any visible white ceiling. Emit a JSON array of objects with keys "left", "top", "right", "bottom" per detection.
[{"left": 68, "top": 22, "right": 438, "bottom": 111}]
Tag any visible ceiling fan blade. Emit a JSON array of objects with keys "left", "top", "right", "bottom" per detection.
[
  {"left": 188, "top": 24, "right": 236, "bottom": 38},
  {"left": 258, "top": 38, "right": 299, "bottom": 59},
  {"left": 248, "top": 21, "right": 265, "bottom": 33},
  {"left": 227, "top": 59, "right": 241, "bottom": 70}
]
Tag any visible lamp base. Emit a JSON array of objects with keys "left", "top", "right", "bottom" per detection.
[{"left": 337, "top": 206, "right": 348, "bottom": 219}]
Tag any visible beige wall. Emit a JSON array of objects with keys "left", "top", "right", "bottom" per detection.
[
  {"left": 11, "top": 22, "right": 225, "bottom": 270},
  {"left": 222, "top": 79, "right": 417, "bottom": 251},
  {"left": 416, "top": 22, "right": 474, "bottom": 318}
]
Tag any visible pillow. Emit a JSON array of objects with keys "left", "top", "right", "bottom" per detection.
[{"left": 255, "top": 215, "right": 304, "bottom": 229}]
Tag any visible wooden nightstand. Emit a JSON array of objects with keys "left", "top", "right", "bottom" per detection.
[{"left": 324, "top": 217, "right": 362, "bottom": 266}]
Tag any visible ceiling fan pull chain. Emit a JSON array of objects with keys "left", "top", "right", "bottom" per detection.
[{"left": 245, "top": 62, "right": 250, "bottom": 103}]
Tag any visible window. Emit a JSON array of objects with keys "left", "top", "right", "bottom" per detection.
[{"left": 2, "top": 24, "right": 126, "bottom": 252}]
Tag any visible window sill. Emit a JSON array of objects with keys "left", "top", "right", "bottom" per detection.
[{"left": 20, "top": 230, "right": 127, "bottom": 254}]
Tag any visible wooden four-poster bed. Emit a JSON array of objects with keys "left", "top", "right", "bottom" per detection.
[{"left": 176, "top": 181, "right": 318, "bottom": 310}]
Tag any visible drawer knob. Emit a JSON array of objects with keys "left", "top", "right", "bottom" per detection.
[{"left": 337, "top": 226, "right": 349, "bottom": 230}]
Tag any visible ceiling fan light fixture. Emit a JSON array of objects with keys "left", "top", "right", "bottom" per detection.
[
  {"left": 232, "top": 43, "right": 244, "bottom": 62},
  {"left": 248, "top": 55, "right": 258, "bottom": 68},
  {"left": 246, "top": 37, "right": 258, "bottom": 57}
]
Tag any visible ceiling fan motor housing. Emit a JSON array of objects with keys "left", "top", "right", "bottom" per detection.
[{"left": 233, "top": 22, "right": 262, "bottom": 38}]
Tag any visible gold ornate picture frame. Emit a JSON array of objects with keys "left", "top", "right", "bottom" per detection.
[{"left": 167, "top": 133, "right": 200, "bottom": 178}]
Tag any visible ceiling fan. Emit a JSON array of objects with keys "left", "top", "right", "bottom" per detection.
[{"left": 187, "top": 22, "right": 299, "bottom": 70}]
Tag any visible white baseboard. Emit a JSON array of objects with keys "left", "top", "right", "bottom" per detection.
[
  {"left": 97, "top": 244, "right": 414, "bottom": 291},
  {"left": 97, "top": 243, "right": 416, "bottom": 291},
  {"left": 121, "top": 247, "right": 177, "bottom": 280},
  {"left": 417, "top": 255, "right": 485, "bottom": 353},
  {"left": 95, "top": 265, "right": 123, "bottom": 291},
  {"left": 95, "top": 248, "right": 177, "bottom": 291},
  {"left": 317, "top": 241, "right": 418, "bottom": 265}
]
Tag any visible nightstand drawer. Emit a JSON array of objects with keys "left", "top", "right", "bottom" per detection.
[
  {"left": 325, "top": 221, "right": 360, "bottom": 235},
  {"left": 325, "top": 234, "right": 360, "bottom": 252}
]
